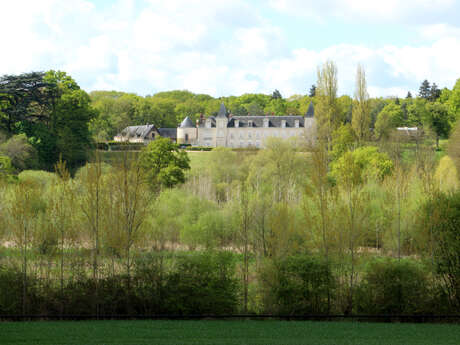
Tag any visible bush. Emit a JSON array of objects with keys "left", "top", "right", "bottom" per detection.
[
  {"left": 18, "top": 170, "right": 57, "bottom": 188},
  {"left": 165, "top": 251, "right": 239, "bottom": 315},
  {"left": 356, "top": 258, "right": 430, "bottom": 315},
  {"left": 0, "top": 268, "right": 42, "bottom": 316},
  {"left": 0, "top": 134, "right": 38, "bottom": 171},
  {"left": 260, "top": 254, "right": 334, "bottom": 315},
  {"left": 96, "top": 142, "right": 109, "bottom": 150},
  {"left": 187, "top": 146, "right": 213, "bottom": 151},
  {"left": 107, "top": 142, "right": 146, "bottom": 151}
]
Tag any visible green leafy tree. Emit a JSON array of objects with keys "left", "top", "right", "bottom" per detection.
[
  {"left": 447, "top": 78, "right": 460, "bottom": 122},
  {"left": 264, "top": 98, "right": 287, "bottom": 115},
  {"left": 406, "top": 98, "right": 428, "bottom": 126},
  {"left": 139, "top": 137, "right": 190, "bottom": 191},
  {"left": 424, "top": 102, "right": 452, "bottom": 149},
  {"left": 374, "top": 103, "right": 404, "bottom": 140},
  {"left": 245, "top": 101, "right": 264, "bottom": 116},
  {"left": 44, "top": 70, "right": 95, "bottom": 171},
  {"left": 332, "top": 146, "right": 394, "bottom": 183},
  {"left": 331, "top": 124, "right": 356, "bottom": 160}
]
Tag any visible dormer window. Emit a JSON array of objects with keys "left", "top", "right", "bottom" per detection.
[
  {"left": 295, "top": 120, "right": 299, "bottom": 128},
  {"left": 281, "top": 120, "right": 286, "bottom": 128}
]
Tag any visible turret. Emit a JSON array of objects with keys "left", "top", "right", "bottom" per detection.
[
  {"left": 177, "top": 116, "right": 197, "bottom": 144},
  {"left": 215, "top": 102, "right": 228, "bottom": 129}
]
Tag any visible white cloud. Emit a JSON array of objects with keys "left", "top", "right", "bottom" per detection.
[
  {"left": 0, "top": 0, "right": 459, "bottom": 99},
  {"left": 268, "top": 0, "right": 458, "bottom": 25}
]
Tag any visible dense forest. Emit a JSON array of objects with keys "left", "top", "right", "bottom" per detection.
[{"left": 0, "top": 63, "right": 459, "bottom": 318}]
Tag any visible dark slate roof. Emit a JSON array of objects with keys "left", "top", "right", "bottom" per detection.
[
  {"left": 216, "top": 103, "right": 227, "bottom": 118},
  {"left": 197, "top": 116, "right": 216, "bottom": 128},
  {"left": 179, "top": 116, "right": 195, "bottom": 128},
  {"left": 305, "top": 102, "right": 315, "bottom": 118},
  {"left": 158, "top": 128, "right": 177, "bottom": 139},
  {"left": 227, "top": 116, "right": 305, "bottom": 128},
  {"left": 120, "top": 124, "right": 157, "bottom": 138}
]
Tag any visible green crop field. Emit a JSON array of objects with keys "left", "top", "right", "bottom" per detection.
[{"left": 0, "top": 320, "right": 459, "bottom": 345}]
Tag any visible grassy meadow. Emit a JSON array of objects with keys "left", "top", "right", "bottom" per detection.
[{"left": 1, "top": 320, "right": 459, "bottom": 345}]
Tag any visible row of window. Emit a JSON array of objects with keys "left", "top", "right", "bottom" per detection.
[
  {"left": 202, "top": 140, "right": 262, "bottom": 148},
  {"left": 229, "top": 130, "right": 300, "bottom": 139},
  {"left": 234, "top": 119, "right": 300, "bottom": 128},
  {"left": 205, "top": 121, "right": 302, "bottom": 129}
]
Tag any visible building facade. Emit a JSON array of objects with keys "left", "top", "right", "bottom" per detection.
[
  {"left": 177, "top": 102, "right": 315, "bottom": 148},
  {"left": 115, "top": 102, "right": 316, "bottom": 148}
]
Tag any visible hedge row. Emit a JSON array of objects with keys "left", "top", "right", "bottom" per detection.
[
  {"left": 96, "top": 142, "right": 146, "bottom": 151},
  {"left": 0, "top": 253, "right": 457, "bottom": 317}
]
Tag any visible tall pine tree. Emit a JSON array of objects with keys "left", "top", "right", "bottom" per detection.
[{"left": 419, "top": 80, "right": 431, "bottom": 99}]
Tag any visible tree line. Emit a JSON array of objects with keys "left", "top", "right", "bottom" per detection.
[{"left": 1, "top": 69, "right": 460, "bottom": 174}]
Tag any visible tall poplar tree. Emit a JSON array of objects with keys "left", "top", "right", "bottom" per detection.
[
  {"left": 352, "top": 64, "right": 370, "bottom": 143},
  {"left": 315, "top": 60, "right": 339, "bottom": 147}
]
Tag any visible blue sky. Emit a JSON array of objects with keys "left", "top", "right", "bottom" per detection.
[{"left": 1, "top": 0, "right": 459, "bottom": 98}]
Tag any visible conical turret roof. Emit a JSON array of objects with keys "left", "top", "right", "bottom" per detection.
[
  {"left": 179, "top": 116, "right": 195, "bottom": 128},
  {"left": 305, "top": 102, "right": 315, "bottom": 118},
  {"left": 216, "top": 102, "right": 227, "bottom": 118}
]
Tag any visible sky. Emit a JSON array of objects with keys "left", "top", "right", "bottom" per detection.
[{"left": 1, "top": 0, "right": 460, "bottom": 98}]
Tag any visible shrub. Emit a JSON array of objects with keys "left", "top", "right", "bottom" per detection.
[
  {"left": 165, "top": 251, "right": 239, "bottom": 315},
  {"left": 187, "top": 146, "right": 213, "bottom": 151},
  {"left": 18, "top": 170, "right": 57, "bottom": 188},
  {"left": 356, "top": 257, "right": 430, "bottom": 315},
  {"left": 260, "top": 254, "right": 334, "bottom": 315}
]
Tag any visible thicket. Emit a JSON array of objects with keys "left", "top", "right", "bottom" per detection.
[{"left": 0, "top": 133, "right": 459, "bottom": 317}]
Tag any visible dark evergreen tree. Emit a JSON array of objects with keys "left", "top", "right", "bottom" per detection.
[
  {"left": 419, "top": 80, "right": 431, "bottom": 99},
  {"left": 406, "top": 91, "right": 412, "bottom": 99},
  {"left": 272, "top": 89, "right": 282, "bottom": 99},
  {"left": 0, "top": 72, "right": 52, "bottom": 132},
  {"left": 430, "top": 83, "right": 441, "bottom": 101},
  {"left": 309, "top": 84, "right": 316, "bottom": 97}
]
